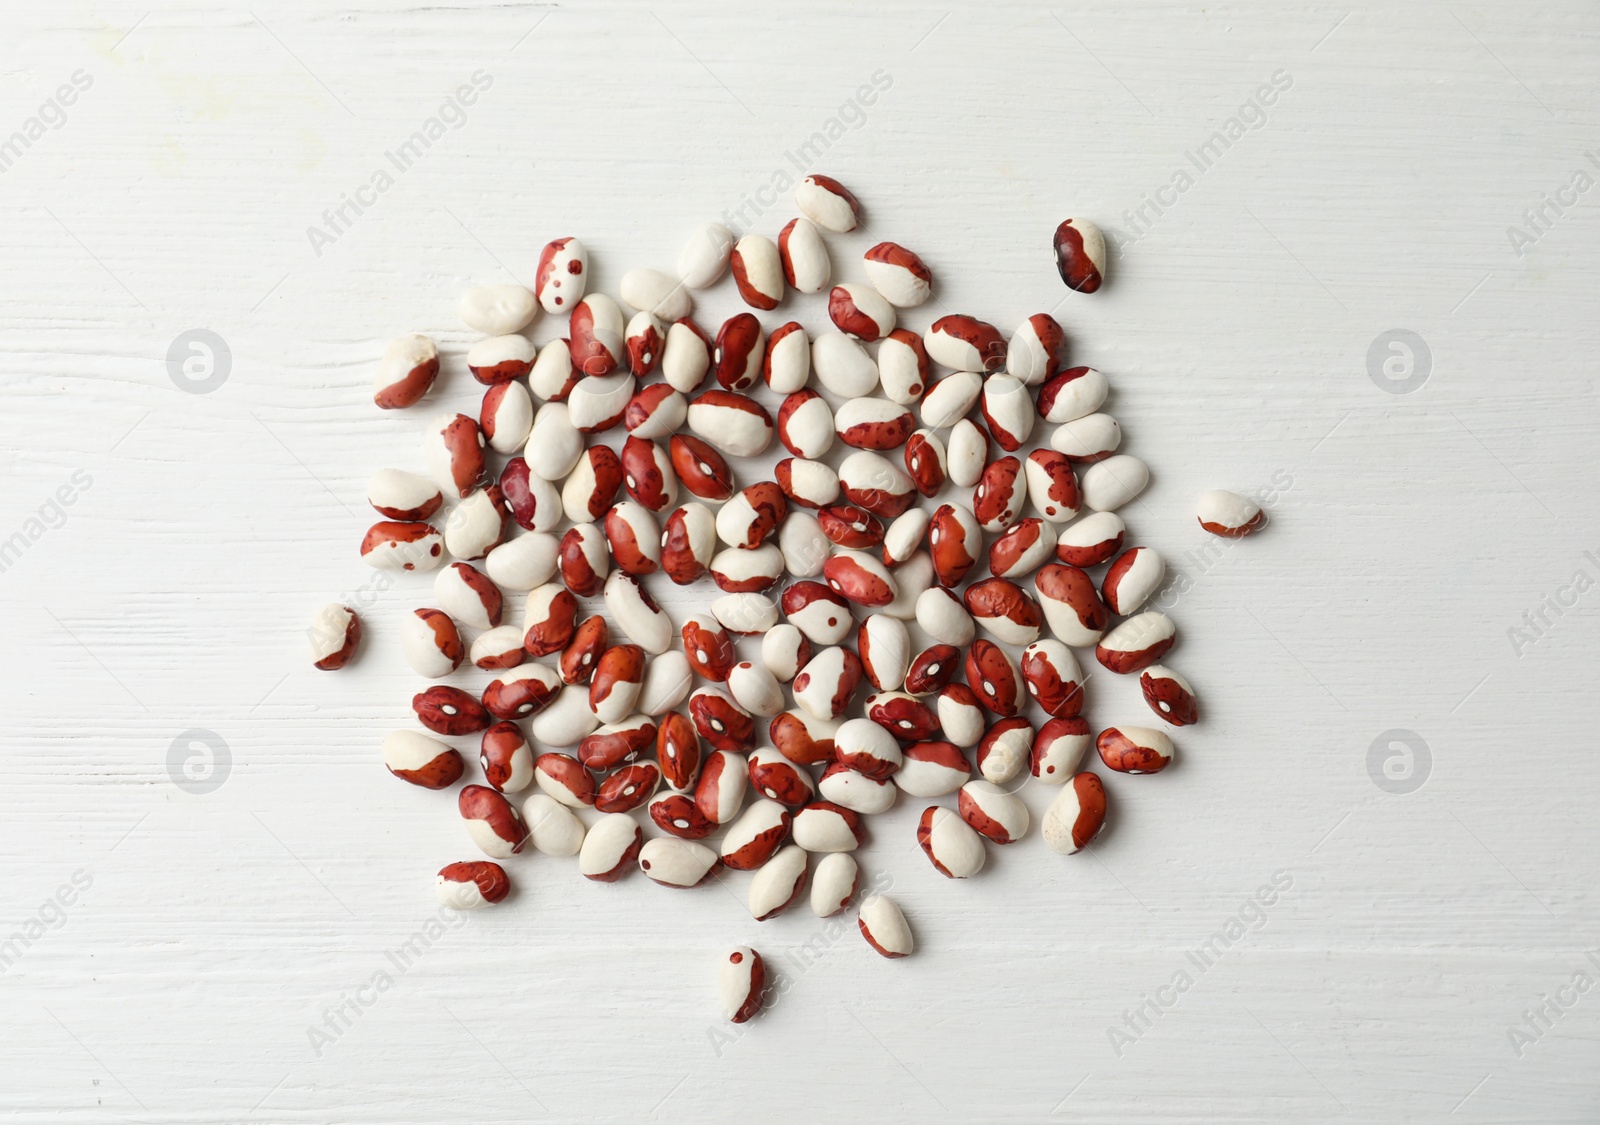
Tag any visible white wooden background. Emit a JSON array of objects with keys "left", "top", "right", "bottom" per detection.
[{"left": 3, "top": 2, "right": 1597, "bottom": 1122}]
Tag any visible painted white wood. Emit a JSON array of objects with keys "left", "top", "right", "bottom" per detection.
[{"left": 1, "top": 3, "right": 1597, "bottom": 1121}]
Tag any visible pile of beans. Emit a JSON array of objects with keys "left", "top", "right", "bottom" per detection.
[{"left": 310, "top": 176, "right": 1265, "bottom": 1025}]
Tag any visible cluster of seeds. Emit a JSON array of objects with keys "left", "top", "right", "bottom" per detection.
[{"left": 309, "top": 176, "right": 1265, "bottom": 1025}]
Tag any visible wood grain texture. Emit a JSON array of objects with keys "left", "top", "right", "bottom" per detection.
[{"left": 1, "top": 2, "right": 1597, "bottom": 1122}]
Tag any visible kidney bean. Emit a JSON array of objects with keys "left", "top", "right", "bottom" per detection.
[
  {"left": 535, "top": 236, "right": 587, "bottom": 313},
  {"left": 1037, "top": 366, "right": 1109, "bottom": 424},
  {"left": 713, "top": 313, "right": 764, "bottom": 392},
  {"left": 569, "top": 293, "right": 625, "bottom": 376},
  {"left": 791, "top": 801, "right": 865, "bottom": 853},
  {"left": 688, "top": 686, "right": 756, "bottom": 754},
  {"left": 829, "top": 283, "right": 896, "bottom": 342},
  {"left": 567, "top": 372, "right": 635, "bottom": 434},
  {"left": 625, "top": 383, "right": 686, "bottom": 439},
  {"left": 894, "top": 740, "right": 971, "bottom": 796},
  {"left": 638, "top": 838, "right": 721, "bottom": 888},
  {"left": 1032, "top": 716, "right": 1091, "bottom": 782},
  {"left": 482, "top": 662, "right": 561, "bottom": 721},
  {"left": 976, "top": 716, "right": 1033, "bottom": 783},
  {"left": 1056, "top": 511, "right": 1126, "bottom": 567},
  {"left": 482, "top": 381, "right": 533, "bottom": 454},
  {"left": 679, "top": 223, "right": 733, "bottom": 289},
  {"left": 535, "top": 752, "right": 597, "bottom": 808},
  {"left": 796, "top": 174, "right": 861, "bottom": 231},
  {"left": 436, "top": 861, "right": 510, "bottom": 909},
  {"left": 521, "top": 583, "right": 579, "bottom": 656},
  {"left": 769, "top": 708, "right": 840, "bottom": 765},
  {"left": 833, "top": 717, "right": 903, "bottom": 780},
  {"left": 1043, "top": 772, "right": 1108, "bottom": 854},
  {"left": 747, "top": 747, "right": 817, "bottom": 806},
  {"left": 309, "top": 604, "right": 360, "bottom": 670},
  {"left": 1140, "top": 665, "right": 1198, "bottom": 726},
  {"left": 924, "top": 316, "right": 1004, "bottom": 373},
  {"left": 1095, "top": 612, "right": 1177, "bottom": 674},
  {"left": 579, "top": 714, "right": 657, "bottom": 771},
  {"left": 1021, "top": 639, "right": 1085, "bottom": 718},
  {"left": 727, "top": 660, "right": 784, "bottom": 717},
  {"left": 383, "top": 730, "right": 463, "bottom": 789},
  {"left": 904, "top": 644, "right": 959, "bottom": 696},
  {"left": 413, "top": 686, "right": 492, "bottom": 736},
  {"left": 1007, "top": 314, "right": 1065, "bottom": 385},
  {"left": 605, "top": 571, "right": 673, "bottom": 654},
  {"left": 946, "top": 417, "right": 989, "bottom": 488},
  {"left": 637, "top": 651, "right": 694, "bottom": 716},
  {"left": 523, "top": 792, "right": 587, "bottom": 856},
  {"left": 916, "top": 586, "right": 974, "bottom": 646},
  {"left": 661, "top": 502, "right": 718, "bottom": 584},
  {"left": 721, "top": 800, "right": 792, "bottom": 871},
  {"left": 662, "top": 317, "right": 713, "bottom": 393},
  {"left": 402, "top": 608, "right": 463, "bottom": 678},
  {"left": 864, "top": 691, "right": 940, "bottom": 743},
  {"left": 712, "top": 592, "right": 779, "bottom": 635},
  {"left": 422, "top": 413, "right": 488, "bottom": 500},
  {"left": 590, "top": 644, "right": 646, "bottom": 724},
  {"left": 656, "top": 711, "right": 701, "bottom": 790},
  {"left": 1052, "top": 413, "right": 1121, "bottom": 464},
  {"left": 730, "top": 234, "right": 784, "bottom": 310},
  {"left": 626, "top": 311, "right": 666, "bottom": 377},
  {"left": 650, "top": 790, "right": 716, "bottom": 839},
  {"left": 878, "top": 328, "right": 930, "bottom": 404},
  {"left": 1035, "top": 563, "right": 1111, "bottom": 647},
  {"left": 368, "top": 468, "right": 442, "bottom": 521},
  {"left": 980, "top": 374, "right": 1036, "bottom": 452},
  {"left": 819, "top": 762, "right": 897, "bottom": 815},
  {"left": 595, "top": 761, "right": 660, "bottom": 813},
  {"left": 669, "top": 434, "right": 736, "bottom": 502},
  {"left": 525, "top": 402, "right": 585, "bottom": 482},
  {"left": 748, "top": 845, "right": 808, "bottom": 920},
  {"left": 959, "top": 779, "right": 1030, "bottom": 844},
  {"left": 563, "top": 614, "right": 611, "bottom": 684},
  {"left": 857, "top": 894, "right": 913, "bottom": 958},
  {"left": 810, "top": 853, "right": 859, "bottom": 918},
  {"left": 480, "top": 722, "right": 534, "bottom": 793},
  {"left": 528, "top": 684, "right": 601, "bottom": 748},
  {"left": 778, "top": 217, "right": 830, "bottom": 294},
  {"left": 917, "top": 805, "right": 986, "bottom": 878},
  {"left": 373, "top": 334, "right": 439, "bottom": 409},
  {"left": 459, "top": 784, "right": 528, "bottom": 858},
  {"left": 919, "top": 371, "right": 982, "bottom": 431},
  {"left": 763, "top": 321, "right": 810, "bottom": 393},
  {"left": 1197, "top": 489, "right": 1267, "bottom": 537},
  {"left": 964, "top": 577, "right": 1044, "bottom": 646},
  {"left": 579, "top": 813, "right": 643, "bottom": 882},
  {"left": 604, "top": 502, "right": 662, "bottom": 577},
  {"left": 812, "top": 332, "right": 879, "bottom": 398},
  {"left": 760, "top": 623, "right": 811, "bottom": 684},
  {"left": 965, "top": 640, "right": 1023, "bottom": 716},
  {"left": 862, "top": 242, "right": 932, "bottom": 308},
  {"left": 1097, "top": 725, "right": 1175, "bottom": 774},
  {"left": 1053, "top": 218, "right": 1106, "bottom": 293},
  {"left": 937, "top": 683, "right": 986, "bottom": 747}
]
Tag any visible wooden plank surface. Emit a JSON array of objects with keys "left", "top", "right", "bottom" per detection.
[{"left": 1, "top": 2, "right": 1597, "bottom": 1121}]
